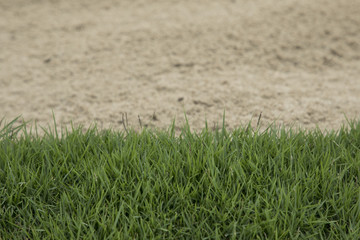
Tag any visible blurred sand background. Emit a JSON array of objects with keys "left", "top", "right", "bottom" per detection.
[{"left": 0, "top": 0, "right": 359, "bottom": 132}]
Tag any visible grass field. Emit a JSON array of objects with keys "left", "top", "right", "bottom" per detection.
[{"left": 1, "top": 117, "right": 360, "bottom": 239}]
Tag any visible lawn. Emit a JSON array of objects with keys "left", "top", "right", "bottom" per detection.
[{"left": 1, "top": 117, "right": 360, "bottom": 239}]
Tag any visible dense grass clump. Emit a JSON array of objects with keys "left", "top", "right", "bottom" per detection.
[{"left": 1, "top": 117, "right": 360, "bottom": 239}]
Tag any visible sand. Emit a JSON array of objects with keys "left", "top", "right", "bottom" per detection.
[{"left": 1, "top": 0, "right": 359, "bottom": 133}]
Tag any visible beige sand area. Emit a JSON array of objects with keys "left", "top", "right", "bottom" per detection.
[{"left": 0, "top": 0, "right": 359, "bottom": 133}]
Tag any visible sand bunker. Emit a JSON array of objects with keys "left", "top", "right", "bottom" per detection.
[{"left": 1, "top": 0, "right": 359, "bottom": 132}]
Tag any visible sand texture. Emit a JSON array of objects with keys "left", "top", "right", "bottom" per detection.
[{"left": 1, "top": 0, "right": 360, "bottom": 132}]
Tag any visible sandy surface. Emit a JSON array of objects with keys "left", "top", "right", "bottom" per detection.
[{"left": 1, "top": 0, "right": 360, "bottom": 133}]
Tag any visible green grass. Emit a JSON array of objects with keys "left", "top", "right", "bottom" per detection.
[{"left": 1, "top": 117, "right": 360, "bottom": 239}]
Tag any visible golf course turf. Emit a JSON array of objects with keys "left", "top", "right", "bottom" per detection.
[{"left": 1, "top": 117, "right": 360, "bottom": 239}]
